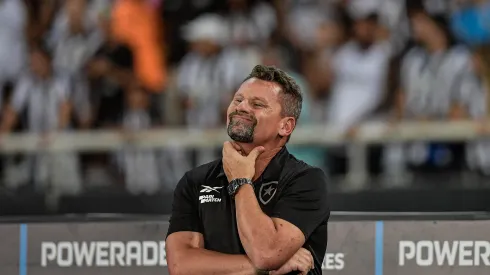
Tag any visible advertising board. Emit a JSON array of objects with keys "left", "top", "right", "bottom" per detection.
[{"left": 1, "top": 220, "right": 489, "bottom": 275}]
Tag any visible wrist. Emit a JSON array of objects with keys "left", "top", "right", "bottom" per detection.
[{"left": 228, "top": 178, "right": 253, "bottom": 198}]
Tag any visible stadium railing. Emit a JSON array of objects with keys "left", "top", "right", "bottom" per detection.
[{"left": 0, "top": 120, "right": 484, "bottom": 189}]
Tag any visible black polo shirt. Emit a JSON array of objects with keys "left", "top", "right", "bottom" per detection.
[{"left": 166, "top": 147, "right": 330, "bottom": 273}]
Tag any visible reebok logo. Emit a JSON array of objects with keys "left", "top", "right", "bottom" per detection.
[{"left": 200, "top": 185, "right": 223, "bottom": 193}]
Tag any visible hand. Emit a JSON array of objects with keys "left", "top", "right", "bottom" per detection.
[
  {"left": 222, "top": 141, "right": 264, "bottom": 182},
  {"left": 269, "top": 248, "right": 314, "bottom": 275}
]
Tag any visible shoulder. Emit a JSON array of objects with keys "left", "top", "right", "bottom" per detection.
[
  {"left": 282, "top": 155, "right": 328, "bottom": 192},
  {"left": 402, "top": 47, "right": 425, "bottom": 63},
  {"left": 183, "top": 159, "right": 223, "bottom": 185},
  {"left": 16, "top": 73, "right": 33, "bottom": 87},
  {"left": 447, "top": 45, "right": 472, "bottom": 68},
  {"left": 51, "top": 75, "right": 71, "bottom": 91},
  {"left": 334, "top": 42, "right": 356, "bottom": 60}
]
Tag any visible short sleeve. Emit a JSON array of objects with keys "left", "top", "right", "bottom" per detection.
[
  {"left": 166, "top": 172, "right": 203, "bottom": 238},
  {"left": 271, "top": 168, "right": 330, "bottom": 239}
]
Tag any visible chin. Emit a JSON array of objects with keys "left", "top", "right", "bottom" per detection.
[{"left": 228, "top": 131, "right": 253, "bottom": 143}]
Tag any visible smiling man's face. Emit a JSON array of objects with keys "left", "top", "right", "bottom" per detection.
[{"left": 226, "top": 78, "right": 284, "bottom": 144}]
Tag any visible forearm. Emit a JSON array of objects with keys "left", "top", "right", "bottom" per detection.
[
  {"left": 0, "top": 107, "right": 18, "bottom": 133},
  {"left": 58, "top": 102, "right": 71, "bottom": 129},
  {"left": 169, "top": 246, "right": 258, "bottom": 275},
  {"left": 234, "top": 185, "right": 280, "bottom": 268}
]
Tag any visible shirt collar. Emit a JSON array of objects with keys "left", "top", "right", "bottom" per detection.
[{"left": 216, "top": 147, "right": 289, "bottom": 182}]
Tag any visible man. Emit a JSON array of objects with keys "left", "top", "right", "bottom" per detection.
[
  {"left": 166, "top": 65, "right": 330, "bottom": 275},
  {"left": 0, "top": 45, "right": 81, "bottom": 194},
  {"left": 385, "top": 5, "right": 475, "bottom": 182}
]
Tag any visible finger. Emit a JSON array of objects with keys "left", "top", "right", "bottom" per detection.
[
  {"left": 297, "top": 250, "right": 313, "bottom": 270},
  {"left": 231, "top": 142, "right": 246, "bottom": 156},
  {"left": 247, "top": 146, "right": 265, "bottom": 160},
  {"left": 295, "top": 262, "right": 309, "bottom": 274},
  {"left": 303, "top": 250, "right": 314, "bottom": 269},
  {"left": 297, "top": 256, "right": 312, "bottom": 271},
  {"left": 223, "top": 141, "right": 233, "bottom": 151},
  {"left": 230, "top": 142, "right": 242, "bottom": 151},
  {"left": 223, "top": 141, "right": 238, "bottom": 156},
  {"left": 223, "top": 141, "right": 241, "bottom": 155}
]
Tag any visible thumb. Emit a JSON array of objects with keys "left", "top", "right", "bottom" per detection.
[{"left": 248, "top": 146, "right": 265, "bottom": 160}]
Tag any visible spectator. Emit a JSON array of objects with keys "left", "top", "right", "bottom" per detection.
[
  {"left": 465, "top": 46, "right": 490, "bottom": 175},
  {"left": 302, "top": 17, "right": 347, "bottom": 123},
  {"left": 262, "top": 43, "right": 327, "bottom": 169},
  {"left": 87, "top": 15, "right": 134, "bottom": 128},
  {"left": 282, "top": 0, "right": 335, "bottom": 51},
  {"left": 177, "top": 13, "right": 251, "bottom": 165},
  {"left": 327, "top": 12, "right": 391, "bottom": 134},
  {"left": 225, "top": 0, "right": 276, "bottom": 47},
  {"left": 395, "top": 10, "right": 472, "bottom": 122},
  {"left": 48, "top": 0, "right": 102, "bottom": 128},
  {"left": 0, "top": 45, "right": 81, "bottom": 194},
  {"left": 0, "top": 0, "right": 28, "bottom": 110},
  {"left": 116, "top": 83, "right": 160, "bottom": 195},
  {"left": 385, "top": 7, "right": 477, "bottom": 180},
  {"left": 81, "top": 14, "right": 135, "bottom": 188}
]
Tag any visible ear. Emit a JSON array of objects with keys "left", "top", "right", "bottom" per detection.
[{"left": 278, "top": 117, "right": 295, "bottom": 138}]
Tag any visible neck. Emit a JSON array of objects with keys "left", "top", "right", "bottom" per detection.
[
  {"left": 235, "top": 142, "right": 284, "bottom": 181},
  {"left": 426, "top": 37, "right": 447, "bottom": 53}
]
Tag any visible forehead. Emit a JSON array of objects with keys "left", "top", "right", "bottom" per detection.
[{"left": 235, "top": 78, "right": 282, "bottom": 102}]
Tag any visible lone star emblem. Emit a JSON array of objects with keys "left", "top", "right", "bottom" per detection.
[
  {"left": 264, "top": 186, "right": 275, "bottom": 196},
  {"left": 259, "top": 181, "right": 278, "bottom": 205}
]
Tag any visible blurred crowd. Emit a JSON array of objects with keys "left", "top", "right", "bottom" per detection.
[{"left": 0, "top": 0, "right": 489, "bottom": 196}]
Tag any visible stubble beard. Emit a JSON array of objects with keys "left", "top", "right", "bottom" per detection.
[{"left": 227, "top": 117, "right": 256, "bottom": 143}]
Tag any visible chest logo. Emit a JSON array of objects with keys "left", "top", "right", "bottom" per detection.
[
  {"left": 259, "top": 181, "right": 278, "bottom": 205},
  {"left": 199, "top": 185, "right": 223, "bottom": 204},
  {"left": 200, "top": 185, "right": 223, "bottom": 193}
]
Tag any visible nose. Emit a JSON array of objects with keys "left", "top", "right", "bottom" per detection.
[{"left": 236, "top": 99, "right": 252, "bottom": 113}]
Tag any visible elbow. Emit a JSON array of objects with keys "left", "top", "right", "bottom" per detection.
[
  {"left": 249, "top": 249, "right": 284, "bottom": 271},
  {"left": 167, "top": 258, "right": 188, "bottom": 275},
  {"left": 166, "top": 249, "right": 187, "bottom": 275},
  {"left": 168, "top": 264, "right": 184, "bottom": 275}
]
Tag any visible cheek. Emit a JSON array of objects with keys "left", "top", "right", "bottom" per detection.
[
  {"left": 255, "top": 116, "right": 277, "bottom": 133},
  {"left": 226, "top": 105, "right": 233, "bottom": 123}
]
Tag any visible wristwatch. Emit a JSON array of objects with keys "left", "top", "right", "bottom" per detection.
[{"left": 228, "top": 178, "right": 253, "bottom": 198}]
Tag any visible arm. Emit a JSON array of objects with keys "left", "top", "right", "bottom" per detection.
[
  {"left": 1, "top": 78, "right": 30, "bottom": 133},
  {"left": 58, "top": 101, "right": 72, "bottom": 129},
  {"left": 166, "top": 173, "right": 265, "bottom": 275},
  {"left": 234, "top": 168, "right": 329, "bottom": 270},
  {"left": 166, "top": 232, "right": 259, "bottom": 275},
  {"left": 449, "top": 65, "right": 476, "bottom": 120},
  {"left": 393, "top": 88, "right": 405, "bottom": 121},
  {"left": 0, "top": 106, "right": 18, "bottom": 133}
]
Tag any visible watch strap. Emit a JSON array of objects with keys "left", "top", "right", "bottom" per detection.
[{"left": 228, "top": 178, "right": 253, "bottom": 198}]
